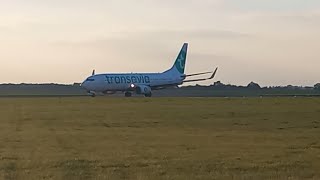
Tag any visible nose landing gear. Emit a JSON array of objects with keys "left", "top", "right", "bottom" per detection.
[{"left": 144, "top": 92, "right": 152, "bottom": 97}]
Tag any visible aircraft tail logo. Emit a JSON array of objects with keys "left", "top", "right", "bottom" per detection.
[{"left": 174, "top": 43, "right": 188, "bottom": 74}]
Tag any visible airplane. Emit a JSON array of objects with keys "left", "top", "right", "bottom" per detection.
[{"left": 81, "top": 43, "right": 218, "bottom": 97}]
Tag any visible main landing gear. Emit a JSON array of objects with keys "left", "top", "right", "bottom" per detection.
[
  {"left": 124, "top": 92, "right": 152, "bottom": 97},
  {"left": 125, "top": 92, "right": 132, "bottom": 97},
  {"left": 144, "top": 93, "right": 152, "bottom": 97},
  {"left": 87, "top": 91, "right": 96, "bottom": 97}
]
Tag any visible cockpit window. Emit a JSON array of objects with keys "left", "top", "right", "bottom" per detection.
[{"left": 86, "top": 78, "right": 95, "bottom": 82}]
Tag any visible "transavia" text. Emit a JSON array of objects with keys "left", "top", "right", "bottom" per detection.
[{"left": 105, "top": 75, "right": 150, "bottom": 84}]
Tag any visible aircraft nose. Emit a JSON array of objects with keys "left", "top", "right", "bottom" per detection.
[{"left": 81, "top": 81, "right": 88, "bottom": 90}]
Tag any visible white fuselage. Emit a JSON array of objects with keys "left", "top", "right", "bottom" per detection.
[
  {"left": 81, "top": 71, "right": 184, "bottom": 93},
  {"left": 79, "top": 43, "right": 218, "bottom": 97}
]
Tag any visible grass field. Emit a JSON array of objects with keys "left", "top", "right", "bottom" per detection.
[{"left": 0, "top": 97, "right": 319, "bottom": 180}]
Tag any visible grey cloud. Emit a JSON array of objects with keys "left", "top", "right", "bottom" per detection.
[
  {"left": 132, "top": 30, "right": 251, "bottom": 40},
  {"left": 247, "top": 11, "right": 320, "bottom": 28},
  {"left": 49, "top": 29, "right": 251, "bottom": 68},
  {"left": 277, "top": 14, "right": 320, "bottom": 26},
  {"left": 51, "top": 29, "right": 251, "bottom": 47},
  {"left": 0, "top": 25, "right": 11, "bottom": 32}
]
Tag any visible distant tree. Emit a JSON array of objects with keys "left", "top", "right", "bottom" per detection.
[
  {"left": 314, "top": 83, "right": 320, "bottom": 90},
  {"left": 212, "top": 81, "right": 227, "bottom": 89},
  {"left": 247, "top": 82, "right": 261, "bottom": 89},
  {"left": 286, "top": 85, "right": 300, "bottom": 90},
  {"left": 286, "top": 85, "right": 293, "bottom": 89},
  {"left": 213, "top": 81, "right": 224, "bottom": 87}
]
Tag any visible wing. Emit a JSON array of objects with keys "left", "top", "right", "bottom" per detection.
[
  {"left": 183, "top": 67, "right": 218, "bottom": 83},
  {"left": 181, "top": 71, "right": 213, "bottom": 78}
]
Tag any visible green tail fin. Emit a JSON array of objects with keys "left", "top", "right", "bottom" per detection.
[{"left": 173, "top": 43, "right": 188, "bottom": 74}]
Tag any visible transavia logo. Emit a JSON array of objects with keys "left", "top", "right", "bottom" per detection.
[
  {"left": 105, "top": 75, "right": 150, "bottom": 84},
  {"left": 175, "top": 50, "right": 186, "bottom": 74}
]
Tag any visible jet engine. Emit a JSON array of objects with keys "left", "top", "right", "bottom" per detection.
[{"left": 135, "top": 85, "right": 152, "bottom": 97}]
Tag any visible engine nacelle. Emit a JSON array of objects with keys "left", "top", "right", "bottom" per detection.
[{"left": 135, "top": 85, "right": 152, "bottom": 95}]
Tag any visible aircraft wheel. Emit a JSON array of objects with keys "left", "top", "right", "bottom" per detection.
[
  {"left": 125, "top": 92, "right": 132, "bottom": 97},
  {"left": 144, "top": 93, "right": 152, "bottom": 97},
  {"left": 88, "top": 91, "right": 96, "bottom": 97}
]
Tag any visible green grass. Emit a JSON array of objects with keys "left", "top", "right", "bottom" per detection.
[{"left": 0, "top": 97, "right": 319, "bottom": 179}]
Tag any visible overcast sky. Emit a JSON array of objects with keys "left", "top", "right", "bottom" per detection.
[{"left": 0, "top": 0, "right": 319, "bottom": 86}]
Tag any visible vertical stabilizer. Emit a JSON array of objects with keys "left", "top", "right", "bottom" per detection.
[{"left": 164, "top": 43, "right": 188, "bottom": 75}]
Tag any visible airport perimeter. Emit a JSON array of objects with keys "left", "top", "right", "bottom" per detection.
[{"left": 0, "top": 97, "right": 319, "bottom": 179}]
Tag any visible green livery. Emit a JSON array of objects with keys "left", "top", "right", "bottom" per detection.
[{"left": 174, "top": 43, "right": 188, "bottom": 74}]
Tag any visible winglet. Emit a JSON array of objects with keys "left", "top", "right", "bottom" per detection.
[
  {"left": 209, "top": 67, "right": 218, "bottom": 79},
  {"left": 92, "top": 69, "right": 95, "bottom": 76}
]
